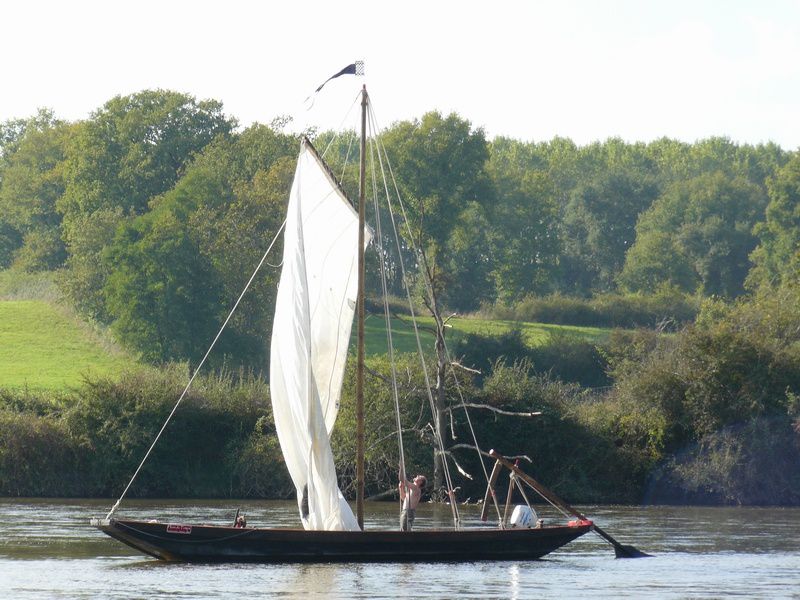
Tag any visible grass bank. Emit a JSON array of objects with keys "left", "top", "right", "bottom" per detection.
[
  {"left": 362, "top": 314, "right": 609, "bottom": 355},
  {"left": 0, "top": 300, "right": 134, "bottom": 390}
]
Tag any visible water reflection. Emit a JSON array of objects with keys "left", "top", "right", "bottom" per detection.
[{"left": 508, "top": 563, "right": 520, "bottom": 600}]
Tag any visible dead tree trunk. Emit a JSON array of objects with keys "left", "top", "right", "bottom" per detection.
[
  {"left": 419, "top": 250, "right": 449, "bottom": 498},
  {"left": 433, "top": 310, "right": 447, "bottom": 496}
]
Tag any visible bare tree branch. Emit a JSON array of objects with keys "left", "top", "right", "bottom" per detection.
[
  {"left": 442, "top": 312, "right": 459, "bottom": 326},
  {"left": 450, "top": 361, "right": 481, "bottom": 375},
  {"left": 448, "top": 444, "right": 532, "bottom": 464},
  {"left": 443, "top": 403, "right": 543, "bottom": 418},
  {"left": 439, "top": 449, "right": 473, "bottom": 480}
]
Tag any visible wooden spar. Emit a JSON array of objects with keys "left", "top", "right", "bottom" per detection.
[
  {"left": 356, "top": 85, "right": 368, "bottom": 530},
  {"left": 488, "top": 450, "right": 650, "bottom": 558},
  {"left": 502, "top": 470, "right": 515, "bottom": 527},
  {"left": 480, "top": 460, "right": 503, "bottom": 522}
]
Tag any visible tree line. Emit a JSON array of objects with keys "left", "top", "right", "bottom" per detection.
[
  {"left": 2, "top": 90, "right": 798, "bottom": 367},
  {"left": 2, "top": 89, "right": 800, "bottom": 505}
]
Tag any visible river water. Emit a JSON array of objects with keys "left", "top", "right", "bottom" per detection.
[{"left": 0, "top": 498, "right": 798, "bottom": 599}]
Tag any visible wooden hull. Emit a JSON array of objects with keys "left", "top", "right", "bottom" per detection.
[{"left": 93, "top": 518, "right": 593, "bottom": 563}]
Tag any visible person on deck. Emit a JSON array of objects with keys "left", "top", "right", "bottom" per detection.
[{"left": 399, "top": 474, "right": 426, "bottom": 531}]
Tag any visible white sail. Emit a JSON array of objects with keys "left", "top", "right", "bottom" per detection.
[{"left": 269, "top": 139, "right": 369, "bottom": 531}]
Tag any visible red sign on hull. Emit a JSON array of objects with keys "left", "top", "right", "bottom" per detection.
[{"left": 166, "top": 524, "right": 193, "bottom": 535}]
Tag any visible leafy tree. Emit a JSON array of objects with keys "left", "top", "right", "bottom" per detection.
[
  {"left": 379, "top": 112, "right": 492, "bottom": 491},
  {"left": 187, "top": 128, "right": 296, "bottom": 366},
  {"left": 687, "top": 137, "right": 787, "bottom": 186},
  {"left": 381, "top": 111, "right": 492, "bottom": 311},
  {"left": 0, "top": 110, "right": 69, "bottom": 270},
  {"left": 620, "top": 172, "right": 768, "bottom": 297},
  {"left": 561, "top": 168, "right": 659, "bottom": 294},
  {"left": 0, "top": 223, "right": 21, "bottom": 268},
  {"left": 530, "top": 136, "right": 581, "bottom": 199},
  {"left": 58, "top": 207, "right": 126, "bottom": 319},
  {"left": 58, "top": 90, "right": 234, "bottom": 318},
  {"left": 59, "top": 90, "right": 233, "bottom": 221},
  {"left": 488, "top": 138, "right": 560, "bottom": 301},
  {"left": 617, "top": 231, "right": 698, "bottom": 293},
  {"left": 0, "top": 109, "right": 60, "bottom": 164},
  {"left": 103, "top": 176, "right": 226, "bottom": 362},
  {"left": 102, "top": 123, "right": 295, "bottom": 365},
  {"left": 748, "top": 155, "right": 800, "bottom": 288}
]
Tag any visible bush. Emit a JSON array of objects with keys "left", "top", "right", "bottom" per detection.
[
  {"left": 64, "top": 366, "right": 274, "bottom": 497},
  {"left": 453, "top": 328, "right": 609, "bottom": 387},
  {"left": 602, "top": 282, "right": 800, "bottom": 504},
  {"left": 0, "top": 410, "right": 82, "bottom": 496},
  {"left": 0, "top": 268, "right": 59, "bottom": 301},
  {"left": 487, "top": 288, "right": 699, "bottom": 330},
  {"left": 463, "top": 362, "right": 638, "bottom": 503},
  {"left": 528, "top": 332, "right": 610, "bottom": 388},
  {"left": 453, "top": 328, "right": 531, "bottom": 380},
  {"left": 645, "top": 416, "right": 800, "bottom": 505},
  {"left": 504, "top": 293, "right": 596, "bottom": 326},
  {"left": 228, "top": 416, "right": 293, "bottom": 498},
  {"left": 0, "top": 366, "right": 285, "bottom": 498}
]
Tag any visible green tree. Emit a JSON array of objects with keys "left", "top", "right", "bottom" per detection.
[
  {"left": 187, "top": 127, "right": 296, "bottom": 366},
  {"left": 103, "top": 175, "right": 225, "bottom": 362},
  {"left": 0, "top": 110, "right": 69, "bottom": 270},
  {"left": 561, "top": 168, "right": 659, "bottom": 294},
  {"left": 59, "top": 90, "right": 234, "bottom": 318},
  {"left": 381, "top": 111, "right": 492, "bottom": 311},
  {"left": 617, "top": 231, "right": 697, "bottom": 293},
  {"left": 620, "top": 172, "right": 767, "bottom": 297},
  {"left": 379, "top": 111, "right": 492, "bottom": 492},
  {"left": 748, "top": 155, "right": 800, "bottom": 288},
  {"left": 488, "top": 137, "right": 561, "bottom": 300},
  {"left": 102, "top": 123, "right": 295, "bottom": 365}
]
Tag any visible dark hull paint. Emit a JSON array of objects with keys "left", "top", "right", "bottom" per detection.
[{"left": 94, "top": 518, "right": 593, "bottom": 563}]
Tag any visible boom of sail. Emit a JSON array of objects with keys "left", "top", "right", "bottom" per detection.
[{"left": 269, "top": 139, "right": 371, "bottom": 531}]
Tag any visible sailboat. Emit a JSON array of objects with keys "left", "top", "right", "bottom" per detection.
[{"left": 92, "top": 77, "right": 643, "bottom": 562}]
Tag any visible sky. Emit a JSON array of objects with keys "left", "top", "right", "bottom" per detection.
[{"left": 3, "top": 0, "right": 800, "bottom": 149}]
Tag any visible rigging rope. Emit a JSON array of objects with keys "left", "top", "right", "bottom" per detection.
[
  {"left": 366, "top": 103, "right": 511, "bottom": 526},
  {"left": 320, "top": 90, "right": 362, "bottom": 161},
  {"left": 366, "top": 126, "right": 407, "bottom": 495},
  {"left": 366, "top": 103, "right": 462, "bottom": 528},
  {"left": 519, "top": 477, "right": 571, "bottom": 519},
  {"left": 104, "top": 220, "right": 286, "bottom": 521}
]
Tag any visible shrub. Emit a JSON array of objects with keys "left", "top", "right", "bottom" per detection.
[
  {"left": 0, "top": 410, "right": 82, "bottom": 496},
  {"left": 0, "top": 268, "right": 60, "bottom": 301},
  {"left": 453, "top": 328, "right": 609, "bottom": 387},
  {"left": 646, "top": 416, "right": 800, "bottom": 505},
  {"left": 486, "top": 288, "right": 699, "bottom": 330}
]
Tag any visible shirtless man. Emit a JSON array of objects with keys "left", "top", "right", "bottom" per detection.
[{"left": 399, "top": 474, "right": 426, "bottom": 531}]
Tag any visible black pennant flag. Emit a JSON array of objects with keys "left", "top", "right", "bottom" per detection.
[{"left": 313, "top": 61, "right": 365, "bottom": 94}]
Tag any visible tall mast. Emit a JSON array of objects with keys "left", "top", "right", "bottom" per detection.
[{"left": 356, "top": 85, "right": 368, "bottom": 530}]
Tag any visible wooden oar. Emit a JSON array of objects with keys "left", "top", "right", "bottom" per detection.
[{"left": 489, "top": 450, "right": 651, "bottom": 558}]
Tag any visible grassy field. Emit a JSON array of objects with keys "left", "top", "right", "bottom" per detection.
[
  {"left": 0, "top": 295, "right": 611, "bottom": 390},
  {"left": 0, "top": 300, "right": 135, "bottom": 390},
  {"left": 362, "top": 313, "right": 609, "bottom": 355}
]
